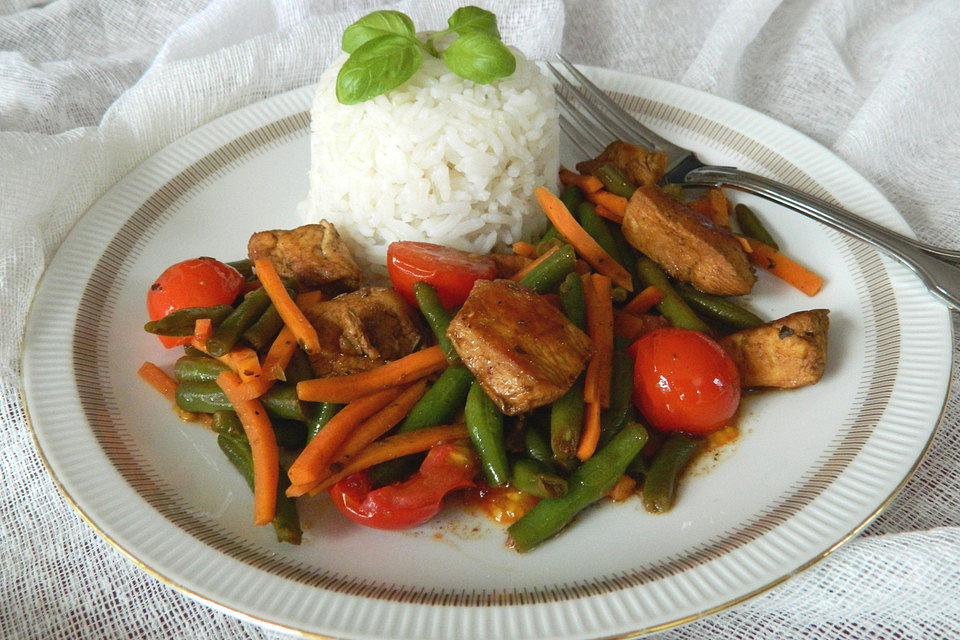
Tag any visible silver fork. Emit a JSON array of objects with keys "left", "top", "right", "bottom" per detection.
[{"left": 548, "top": 54, "right": 960, "bottom": 311}]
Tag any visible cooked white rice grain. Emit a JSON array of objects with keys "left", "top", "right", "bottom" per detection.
[{"left": 302, "top": 48, "right": 559, "bottom": 276}]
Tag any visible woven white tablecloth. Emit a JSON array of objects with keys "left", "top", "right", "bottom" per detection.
[{"left": 2, "top": 1, "right": 959, "bottom": 638}]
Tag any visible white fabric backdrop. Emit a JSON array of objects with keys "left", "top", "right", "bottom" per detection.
[{"left": 2, "top": 0, "right": 959, "bottom": 638}]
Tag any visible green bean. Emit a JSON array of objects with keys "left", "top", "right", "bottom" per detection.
[
  {"left": 735, "top": 203, "right": 779, "bottom": 250},
  {"left": 226, "top": 258, "right": 254, "bottom": 279},
  {"left": 464, "top": 381, "right": 510, "bottom": 487},
  {"left": 211, "top": 410, "right": 244, "bottom": 439},
  {"left": 550, "top": 377, "right": 584, "bottom": 465},
  {"left": 273, "top": 419, "right": 308, "bottom": 450},
  {"left": 508, "top": 422, "right": 649, "bottom": 552},
  {"left": 634, "top": 255, "right": 711, "bottom": 333},
  {"left": 674, "top": 281, "right": 764, "bottom": 330},
  {"left": 143, "top": 305, "right": 233, "bottom": 336},
  {"left": 217, "top": 432, "right": 301, "bottom": 544},
  {"left": 175, "top": 381, "right": 308, "bottom": 422},
  {"left": 205, "top": 287, "right": 273, "bottom": 357},
  {"left": 558, "top": 272, "right": 586, "bottom": 330},
  {"left": 174, "top": 355, "right": 231, "bottom": 383},
  {"left": 306, "top": 402, "right": 343, "bottom": 441},
  {"left": 524, "top": 426, "right": 554, "bottom": 466},
  {"left": 241, "top": 304, "right": 285, "bottom": 351},
  {"left": 642, "top": 433, "right": 704, "bottom": 514},
  {"left": 560, "top": 183, "right": 585, "bottom": 215},
  {"left": 517, "top": 244, "right": 577, "bottom": 294},
  {"left": 598, "top": 351, "right": 635, "bottom": 448},
  {"left": 413, "top": 281, "right": 459, "bottom": 364},
  {"left": 368, "top": 366, "right": 474, "bottom": 486},
  {"left": 511, "top": 458, "right": 568, "bottom": 499},
  {"left": 283, "top": 349, "right": 315, "bottom": 385},
  {"left": 577, "top": 202, "right": 625, "bottom": 267},
  {"left": 594, "top": 163, "right": 637, "bottom": 198}
]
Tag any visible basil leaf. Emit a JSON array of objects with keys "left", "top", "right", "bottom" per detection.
[
  {"left": 341, "top": 10, "right": 416, "bottom": 53},
  {"left": 336, "top": 35, "right": 423, "bottom": 104},
  {"left": 442, "top": 32, "right": 515, "bottom": 84},
  {"left": 446, "top": 6, "right": 499, "bottom": 38}
]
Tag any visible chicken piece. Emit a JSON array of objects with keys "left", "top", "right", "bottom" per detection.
[
  {"left": 301, "top": 287, "right": 425, "bottom": 376},
  {"left": 719, "top": 309, "right": 829, "bottom": 388},
  {"left": 487, "top": 252, "right": 532, "bottom": 279},
  {"left": 622, "top": 185, "right": 756, "bottom": 295},
  {"left": 248, "top": 221, "right": 362, "bottom": 290},
  {"left": 576, "top": 141, "right": 668, "bottom": 187},
  {"left": 446, "top": 279, "right": 591, "bottom": 415}
]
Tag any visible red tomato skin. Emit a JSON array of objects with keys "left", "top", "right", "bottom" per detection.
[
  {"left": 328, "top": 443, "right": 478, "bottom": 530},
  {"left": 386, "top": 242, "right": 497, "bottom": 309},
  {"left": 147, "top": 257, "right": 244, "bottom": 348},
  {"left": 631, "top": 328, "right": 741, "bottom": 435}
]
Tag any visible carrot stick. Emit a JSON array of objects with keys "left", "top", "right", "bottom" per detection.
[
  {"left": 707, "top": 187, "right": 730, "bottom": 227},
  {"left": 511, "top": 241, "right": 538, "bottom": 258},
  {"left": 607, "top": 474, "right": 637, "bottom": 501},
  {"left": 292, "top": 424, "right": 471, "bottom": 496},
  {"left": 262, "top": 325, "right": 298, "bottom": 381},
  {"left": 576, "top": 401, "right": 602, "bottom": 461},
  {"left": 741, "top": 237, "right": 825, "bottom": 296},
  {"left": 191, "top": 338, "right": 263, "bottom": 383},
  {"left": 559, "top": 168, "right": 604, "bottom": 193},
  {"left": 293, "top": 381, "right": 428, "bottom": 492},
  {"left": 613, "top": 311, "right": 669, "bottom": 342},
  {"left": 535, "top": 186, "right": 634, "bottom": 291},
  {"left": 286, "top": 386, "right": 407, "bottom": 486},
  {"left": 585, "top": 189, "right": 628, "bottom": 219},
  {"left": 581, "top": 274, "right": 600, "bottom": 404},
  {"left": 217, "top": 371, "right": 279, "bottom": 526},
  {"left": 296, "top": 345, "right": 447, "bottom": 403},
  {"left": 253, "top": 257, "right": 321, "bottom": 355},
  {"left": 510, "top": 245, "right": 559, "bottom": 282},
  {"left": 138, "top": 362, "right": 178, "bottom": 402},
  {"left": 193, "top": 318, "right": 214, "bottom": 343},
  {"left": 593, "top": 203, "right": 623, "bottom": 224},
  {"left": 622, "top": 285, "right": 665, "bottom": 316},
  {"left": 295, "top": 289, "right": 325, "bottom": 309}
]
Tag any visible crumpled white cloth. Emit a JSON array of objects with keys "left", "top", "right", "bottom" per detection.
[{"left": 2, "top": 1, "right": 958, "bottom": 638}]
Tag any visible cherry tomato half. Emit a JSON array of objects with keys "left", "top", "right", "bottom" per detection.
[
  {"left": 631, "top": 328, "right": 740, "bottom": 435},
  {"left": 328, "top": 442, "right": 478, "bottom": 530},
  {"left": 147, "top": 257, "right": 244, "bottom": 348},
  {"left": 386, "top": 241, "right": 497, "bottom": 309}
]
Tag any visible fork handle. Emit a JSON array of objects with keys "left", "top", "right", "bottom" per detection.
[{"left": 684, "top": 165, "right": 960, "bottom": 310}]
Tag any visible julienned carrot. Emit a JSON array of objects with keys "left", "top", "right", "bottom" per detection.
[
  {"left": 613, "top": 311, "right": 669, "bottom": 342},
  {"left": 741, "top": 237, "right": 825, "bottom": 296},
  {"left": 511, "top": 245, "right": 559, "bottom": 282},
  {"left": 295, "top": 289, "right": 325, "bottom": 309},
  {"left": 193, "top": 318, "right": 214, "bottom": 343},
  {"left": 585, "top": 189, "right": 628, "bottom": 220},
  {"left": 287, "top": 386, "right": 407, "bottom": 486},
  {"left": 559, "top": 168, "right": 604, "bottom": 194},
  {"left": 138, "top": 361, "right": 178, "bottom": 402},
  {"left": 217, "top": 371, "right": 279, "bottom": 526},
  {"left": 285, "top": 382, "right": 428, "bottom": 496},
  {"left": 707, "top": 188, "right": 730, "bottom": 227},
  {"left": 216, "top": 367, "right": 271, "bottom": 402},
  {"left": 622, "top": 285, "right": 665, "bottom": 316},
  {"left": 302, "top": 424, "right": 471, "bottom": 496},
  {"left": 607, "top": 474, "right": 638, "bottom": 501},
  {"left": 253, "top": 257, "right": 321, "bottom": 355},
  {"left": 191, "top": 337, "right": 263, "bottom": 383},
  {"left": 511, "top": 241, "right": 538, "bottom": 259},
  {"left": 593, "top": 204, "right": 623, "bottom": 224},
  {"left": 535, "top": 187, "right": 634, "bottom": 291},
  {"left": 296, "top": 345, "right": 447, "bottom": 403},
  {"left": 576, "top": 400, "right": 602, "bottom": 461},
  {"left": 582, "top": 274, "right": 613, "bottom": 408},
  {"left": 262, "top": 325, "right": 298, "bottom": 381}
]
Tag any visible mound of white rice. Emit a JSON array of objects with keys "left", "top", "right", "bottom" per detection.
[{"left": 302, "top": 47, "right": 559, "bottom": 276}]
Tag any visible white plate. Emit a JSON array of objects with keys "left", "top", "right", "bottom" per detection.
[{"left": 22, "top": 67, "right": 953, "bottom": 639}]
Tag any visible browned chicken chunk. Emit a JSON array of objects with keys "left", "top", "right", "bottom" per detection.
[
  {"left": 720, "top": 309, "right": 829, "bottom": 388},
  {"left": 248, "top": 221, "right": 362, "bottom": 290},
  {"left": 622, "top": 185, "right": 756, "bottom": 295},
  {"left": 301, "top": 287, "right": 425, "bottom": 376},
  {"left": 446, "top": 279, "right": 591, "bottom": 415},
  {"left": 576, "top": 141, "right": 667, "bottom": 187}
]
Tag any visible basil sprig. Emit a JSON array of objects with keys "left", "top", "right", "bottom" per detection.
[{"left": 335, "top": 6, "right": 516, "bottom": 105}]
